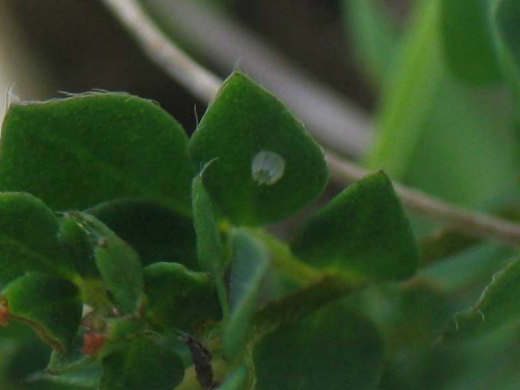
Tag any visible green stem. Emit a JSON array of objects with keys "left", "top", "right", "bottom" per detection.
[
  {"left": 215, "top": 273, "right": 230, "bottom": 319},
  {"left": 249, "top": 230, "right": 325, "bottom": 287}
]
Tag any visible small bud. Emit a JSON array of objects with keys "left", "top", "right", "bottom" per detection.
[{"left": 83, "top": 332, "right": 106, "bottom": 356}]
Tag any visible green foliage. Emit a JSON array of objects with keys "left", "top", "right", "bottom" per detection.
[
  {"left": 293, "top": 172, "right": 419, "bottom": 281},
  {"left": 440, "top": 0, "right": 501, "bottom": 84},
  {"left": 493, "top": 0, "right": 520, "bottom": 98},
  {"left": 253, "top": 303, "right": 384, "bottom": 390},
  {"left": 188, "top": 72, "right": 329, "bottom": 225},
  {"left": 444, "top": 258, "right": 520, "bottom": 340},
  {"left": 143, "top": 262, "right": 221, "bottom": 332},
  {"left": 1, "top": 273, "right": 82, "bottom": 352},
  {"left": 100, "top": 337, "right": 184, "bottom": 390},
  {"left": 87, "top": 199, "right": 197, "bottom": 269},
  {"left": 223, "top": 230, "right": 269, "bottom": 359},
  {"left": 0, "top": 93, "right": 194, "bottom": 214},
  {"left": 1, "top": 22, "right": 519, "bottom": 388},
  {"left": 0, "top": 193, "right": 74, "bottom": 287}
]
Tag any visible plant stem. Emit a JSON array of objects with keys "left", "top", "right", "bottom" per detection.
[
  {"left": 250, "top": 230, "right": 324, "bottom": 287},
  {"left": 102, "top": 0, "right": 520, "bottom": 249}
]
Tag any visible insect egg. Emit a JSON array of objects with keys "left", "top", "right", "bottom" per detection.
[{"left": 251, "top": 150, "right": 285, "bottom": 185}]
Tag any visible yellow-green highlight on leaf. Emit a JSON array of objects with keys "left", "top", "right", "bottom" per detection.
[
  {"left": 188, "top": 71, "right": 329, "bottom": 226},
  {"left": 292, "top": 172, "right": 419, "bottom": 281},
  {"left": 0, "top": 93, "right": 194, "bottom": 215},
  {"left": 1, "top": 273, "right": 82, "bottom": 353}
]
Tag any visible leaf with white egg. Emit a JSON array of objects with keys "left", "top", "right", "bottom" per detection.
[{"left": 188, "top": 71, "right": 329, "bottom": 226}]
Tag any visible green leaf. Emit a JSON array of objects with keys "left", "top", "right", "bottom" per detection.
[
  {"left": 87, "top": 199, "right": 197, "bottom": 269},
  {"left": 37, "top": 363, "right": 101, "bottom": 389},
  {"left": 292, "top": 172, "right": 419, "bottom": 281},
  {"left": 223, "top": 230, "right": 269, "bottom": 359},
  {"left": 444, "top": 258, "right": 520, "bottom": 340},
  {"left": 192, "top": 176, "right": 223, "bottom": 274},
  {"left": 0, "top": 192, "right": 74, "bottom": 287},
  {"left": 366, "top": 0, "right": 443, "bottom": 178},
  {"left": 43, "top": 336, "right": 101, "bottom": 389},
  {"left": 188, "top": 71, "right": 329, "bottom": 225},
  {"left": 253, "top": 303, "right": 384, "bottom": 390},
  {"left": 58, "top": 216, "right": 98, "bottom": 279},
  {"left": 0, "top": 93, "right": 194, "bottom": 214},
  {"left": 69, "top": 212, "right": 144, "bottom": 314},
  {"left": 367, "top": 0, "right": 518, "bottom": 207},
  {"left": 47, "top": 336, "right": 93, "bottom": 375},
  {"left": 143, "top": 262, "right": 221, "bottom": 332},
  {"left": 1, "top": 273, "right": 82, "bottom": 352},
  {"left": 100, "top": 337, "right": 184, "bottom": 390},
  {"left": 343, "top": 0, "right": 399, "bottom": 84},
  {"left": 493, "top": 0, "right": 520, "bottom": 97},
  {"left": 218, "top": 366, "right": 249, "bottom": 390},
  {"left": 440, "top": 0, "right": 502, "bottom": 84}
]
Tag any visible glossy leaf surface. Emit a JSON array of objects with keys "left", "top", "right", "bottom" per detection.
[
  {"left": 0, "top": 93, "right": 194, "bottom": 214},
  {"left": 1, "top": 273, "right": 82, "bottom": 352},
  {"left": 293, "top": 172, "right": 419, "bottom": 281},
  {"left": 189, "top": 72, "right": 328, "bottom": 225},
  {"left": 143, "top": 262, "right": 221, "bottom": 332}
]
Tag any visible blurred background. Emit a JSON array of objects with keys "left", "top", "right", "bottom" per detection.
[{"left": 0, "top": 0, "right": 377, "bottom": 133}]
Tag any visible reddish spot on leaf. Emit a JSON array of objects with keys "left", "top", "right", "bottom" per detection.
[
  {"left": 83, "top": 332, "right": 106, "bottom": 356},
  {"left": 0, "top": 298, "right": 9, "bottom": 327}
]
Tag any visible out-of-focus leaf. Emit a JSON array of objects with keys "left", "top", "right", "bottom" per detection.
[
  {"left": 368, "top": 0, "right": 518, "bottom": 209},
  {"left": 367, "top": 0, "right": 443, "bottom": 178},
  {"left": 217, "top": 366, "right": 249, "bottom": 390},
  {"left": 440, "top": 0, "right": 501, "bottom": 84},
  {"left": 493, "top": 0, "right": 520, "bottom": 97},
  {"left": 253, "top": 303, "right": 384, "bottom": 390},
  {"left": 344, "top": 0, "right": 399, "bottom": 83},
  {"left": 100, "top": 337, "right": 184, "bottom": 390},
  {"left": 0, "top": 93, "right": 194, "bottom": 214},
  {"left": 292, "top": 172, "right": 419, "bottom": 281},
  {"left": 88, "top": 199, "right": 197, "bottom": 268},
  {"left": 444, "top": 258, "right": 520, "bottom": 340},
  {"left": 143, "top": 262, "right": 221, "bottom": 332},
  {"left": 0, "top": 192, "right": 74, "bottom": 288},
  {"left": 189, "top": 71, "right": 328, "bottom": 225},
  {"left": 223, "top": 230, "right": 269, "bottom": 359},
  {"left": 1, "top": 273, "right": 82, "bottom": 353}
]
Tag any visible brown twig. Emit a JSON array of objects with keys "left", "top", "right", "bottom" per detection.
[{"left": 101, "top": 0, "right": 520, "bottom": 248}]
